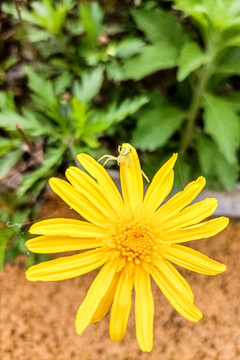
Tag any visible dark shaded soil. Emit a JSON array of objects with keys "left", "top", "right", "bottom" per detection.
[{"left": 1, "top": 195, "right": 240, "bottom": 360}]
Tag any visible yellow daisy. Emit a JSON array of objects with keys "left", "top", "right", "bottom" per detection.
[{"left": 25, "top": 143, "right": 229, "bottom": 352}]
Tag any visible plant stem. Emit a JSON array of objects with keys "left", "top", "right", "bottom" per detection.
[
  {"left": 13, "top": 0, "right": 37, "bottom": 62},
  {"left": 179, "top": 62, "right": 215, "bottom": 154},
  {"left": 15, "top": 123, "right": 35, "bottom": 152},
  {"left": 67, "top": 141, "right": 79, "bottom": 166}
]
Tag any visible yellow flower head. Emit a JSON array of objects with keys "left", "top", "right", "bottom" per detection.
[{"left": 25, "top": 143, "right": 229, "bottom": 352}]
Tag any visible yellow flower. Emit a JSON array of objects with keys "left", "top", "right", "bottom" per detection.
[{"left": 25, "top": 143, "right": 229, "bottom": 352}]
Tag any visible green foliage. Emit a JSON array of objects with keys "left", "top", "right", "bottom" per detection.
[
  {"left": 73, "top": 67, "right": 104, "bottom": 103},
  {"left": 17, "top": 148, "right": 65, "bottom": 198},
  {"left": 0, "top": 197, "right": 30, "bottom": 268},
  {"left": 119, "top": 44, "right": 178, "bottom": 81},
  {"left": 132, "top": 7, "right": 187, "bottom": 48},
  {"left": 197, "top": 136, "right": 239, "bottom": 190},
  {"left": 177, "top": 42, "right": 206, "bottom": 82},
  {"left": 0, "top": 149, "right": 23, "bottom": 178},
  {"left": 132, "top": 94, "right": 184, "bottom": 150},
  {"left": 174, "top": 0, "right": 240, "bottom": 34},
  {"left": 80, "top": 2, "right": 103, "bottom": 47},
  {"left": 203, "top": 93, "right": 240, "bottom": 165},
  {"left": 3, "top": 0, "right": 72, "bottom": 34},
  {"left": 108, "top": 6, "right": 187, "bottom": 81}
]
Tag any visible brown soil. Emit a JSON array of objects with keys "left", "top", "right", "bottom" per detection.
[{"left": 1, "top": 195, "right": 240, "bottom": 360}]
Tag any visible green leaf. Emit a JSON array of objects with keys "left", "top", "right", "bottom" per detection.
[
  {"left": 0, "top": 91, "right": 16, "bottom": 111},
  {"left": 216, "top": 62, "right": 240, "bottom": 75},
  {"left": 216, "top": 48, "right": 240, "bottom": 75},
  {"left": 17, "top": 147, "right": 65, "bottom": 197},
  {"left": 225, "top": 91, "right": 240, "bottom": 111},
  {"left": 104, "top": 96, "right": 149, "bottom": 123},
  {"left": 132, "top": 7, "right": 187, "bottom": 48},
  {"left": 80, "top": 2, "right": 103, "bottom": 47},
  {"left": 115, "top": 38, "right": 145, "bottom": 58},
  {"left": 0, "top": 107, "right": 53, "bottom": 137},
  {"left": 132, "top": 94, "right": 185, "bottom": 151},
  {"left": 120, "top": 44, "right": 178, "bottom": 80},
  {"left": 215, "top": 151, "right": 239, "bottom": 190},
  {"left": 0, "top": 137, "right": 21, "bottom": 156},
  {"left": 0, "top": 227, "right": 14, "bottom": 269},
  {"left": 54, "top": 72, "right": 73, "bottom": 95},
  {"left": 21, "top": 108, "right": 54, "bottom": 136},
  {"left": 72, "top": 97, "right": 91, "bottom": 137},
  {"left": 24, "top": 67, "right": 65, "bottom": 127},
  {"left": 106, "top": 63, "right": 126, "bottom": 81},
  {"left": 65, "top": 18, "right": 84, "bottom": 36},
  {"left": 73, "top": 67, "right": 104, "bottom": 103},
  {"left": 2, "top": 3, "right": 42, "bottom": 25},
  {"left": 25, "top": 67, "right": 57, "bottom": 108},
  {"left": 197, "top": 136, "right": 239, "bottom": 190},
  {"left": 1, "top": 56, "right": 18, "bottom": 71},
  {"left": 37, "top": 36, "right": 68, "bottom": 58},
  {"left": 31, "top": 0, "right": 67, "bottom": 34},
  {"left": 0, "top": 149, "right": 23, "bottom": 178},
  {"left": 174, "top": 0, "right": 240, "bottom": 32},
  {"left": 197, "top": 136, "right": 215, "bottom": 175},
  {"left": 82, "top": 135, "right": 99, "bottom": 149},
  {"left": 28, "top": 29, "right": 51, "bottom": 42},
  {"left": 85, "top": 95, "right": 149, "bottom": 135},
  {"left": 203, "top": 93, "right": 240, "bottom": 165},
  {"left": 1, "top": 208, "right": 32, "bottom": 266},
  {"left": 0, "top": 111, "right": 28, "bottom": 131},
  {"left": 177, "top": 42, "right": 206, "bottom": 82},
  {"left": 90, "top": 1, "right": 104, "bottom": 31}
]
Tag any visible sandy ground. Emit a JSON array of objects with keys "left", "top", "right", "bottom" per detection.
[{"left": 1, "top": 194, "right": 240, "bottom": 360}]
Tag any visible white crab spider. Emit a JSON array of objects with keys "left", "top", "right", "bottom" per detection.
[{"left": 98, "top": 145, "right": 149, "bottom": 182}]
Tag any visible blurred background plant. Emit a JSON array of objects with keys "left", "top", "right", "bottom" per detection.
[{"left": 0, "top": 0, "right": 240, "bottom": 266}]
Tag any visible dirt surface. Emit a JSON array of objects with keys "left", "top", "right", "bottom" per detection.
[{"left": 1, "top": 194, "right": 240, "bottom": 360}]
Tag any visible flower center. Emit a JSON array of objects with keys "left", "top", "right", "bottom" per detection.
[{"left": 114, "top": 222, "right": 155, "bottom": 264}]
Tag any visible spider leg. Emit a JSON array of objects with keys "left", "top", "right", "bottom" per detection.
[
  {"left": 98, "top": 155, "right": 119, "bottom": 167},
  {"left": 141, "top": 170, "right": 150, "bottom": 183},
  {"left": 124, "top": 159, "right": 150, "bottom": 182},
  {"left": 103, "top": 157, "right": 114, "bottom": 166},
  {"left": 98, "top": 154, "right": 113, "bottom": 162}
]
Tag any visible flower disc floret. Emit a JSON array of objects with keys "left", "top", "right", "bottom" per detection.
[{"left": 114, "top": 222, "right": 155, "bottom": 263}]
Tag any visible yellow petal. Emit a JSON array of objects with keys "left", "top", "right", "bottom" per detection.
[
  {"left": 151, "top": 258, "right": 194, "bottom": 302},
  {"left": 109, "top": 270, "right": 133, "bottom": 341},
  {"left": 29, "top": 218, "right": 107, "bottom": 237},
  {"left": 91, "top": 272, "right": 120, "bottom": 323},
  {"left": 156, "top": 176, "right": 206, "bottom": 220},
  {"left": 49, "top": 178, "right": 108, "bottom": 228},
  {"left": 164, "top": 245, "right": 227, "bottom": 275},
  {"left": 150, "top": 263, "right": 202, "bottom": 322},
  {"left": 26, "top": 235, "right": 105, "bottom": 253},
  {"left": 160, "top": 217, "right": 229, "bottom": 244},
  {"left": 134, "top": 267, "right": 154, "bottom": 352},
  {"left": 143, "top": 153, "right": 177, "bottom": 213},
  {"left": 161, "top": 198, "right": 218, "bottom": 230},
  {"left": 77, "top": 153, "right": 124, "bottom": 213},
  {"left": 76, "top": 260, "right": 119, "bottom": 335},
  {"left": 25, "top": 249, "right": 106, "bottom": 281},
  {"left": 66, "top": 166, "right": 119, "bottom": 222},
  {"left": 120, "top": 143, "right": 143, "bottom": 213}
]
